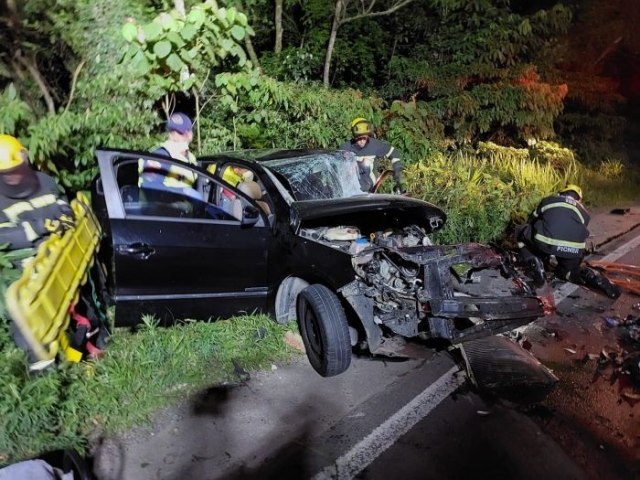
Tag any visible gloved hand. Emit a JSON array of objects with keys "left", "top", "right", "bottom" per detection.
[
  {"left": 33, "top": 218, "right": 65, "bottom": 236},
  {"left": 58, "top": 214, "right": 75, "bottom": 230},
  {"left": 58, "top": 202, "right": 75, "bottom": 219},
  {"left": 393, "top": 184, "right": 406, "bottom": 195},
  {"left": 33, "top": 215, "right": 75, "bottom": 236}
]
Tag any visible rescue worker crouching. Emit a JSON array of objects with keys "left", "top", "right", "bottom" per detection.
[
  {"left": 339, "top": 117, "right": 404, "bottom": 194},
  {"left": 0, "top": 135, "right": 74, "bottom": 254},
  {"left": 516, "top": 184, "right": 621, "bottom": 298}
]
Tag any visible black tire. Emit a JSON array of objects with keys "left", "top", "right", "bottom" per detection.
[{"left": 297, "top": 284, "right": 351, "bottom": 377}]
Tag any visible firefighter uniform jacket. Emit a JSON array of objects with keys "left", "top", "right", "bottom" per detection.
[
  {"left": 339, "top": 137, "right": 403, "bottom": 192},
  {"left": 138, "top": 141, "right": 198, "bottom": 199},
  {"left": 0, "top": 172, "right": 72, "bottom": 249},
  {"left": 530, "top": 194, "right": 590, "bottom": 259}
]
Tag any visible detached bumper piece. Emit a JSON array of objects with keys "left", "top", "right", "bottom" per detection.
[
  {"left": 6, "top": 193, "right": 102, "bottom": 368},
  {"left": 430, "top": 297, "right": 544, "bottom": 320},
  {"left": 460, "top": 335, "right": 558, "bottom": 403}
]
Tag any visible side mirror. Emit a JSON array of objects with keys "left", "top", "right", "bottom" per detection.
[{"left": 241, "top": 205, "right": 260, "bottom": 227}]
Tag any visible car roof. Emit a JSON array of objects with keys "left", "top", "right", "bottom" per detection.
[{"left": 200, "top": 148, "right": 343, "bottom": 163}]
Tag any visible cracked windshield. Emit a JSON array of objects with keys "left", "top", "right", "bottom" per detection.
[{"left": 263, "top": 151, "right": 364, "bottom": 201}]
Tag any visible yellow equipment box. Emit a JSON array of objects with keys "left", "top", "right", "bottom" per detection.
[{"left": 5, "top": 192, "right": 102, "bottom": 368}]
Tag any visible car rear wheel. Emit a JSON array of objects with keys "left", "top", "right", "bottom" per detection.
[{"left": 297, "top": 284, "right": 351, "bottom": 377}]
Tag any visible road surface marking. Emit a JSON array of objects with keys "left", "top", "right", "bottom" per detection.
[
  {"left": 312, "top": 366, "right": 464, "bottom": 480},
  {"left": 314, "top": 231, "right": 640, "bottom": 479}
]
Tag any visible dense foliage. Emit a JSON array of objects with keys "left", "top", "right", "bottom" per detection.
[
  {"left": 0, "top": 312, "right": 298, "bottom": 463},
  {"left": 0, "top": 0, "right": 639, "bottom": 465},
  {"left": 1, "top": 0, "right": 636, "bottom": 187}
]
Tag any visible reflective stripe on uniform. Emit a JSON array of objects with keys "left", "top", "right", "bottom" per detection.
[
  {"left": 139, "top": 151, "right": 197, "bottom": 189},
  {"left": 3, "top": 194, "right": 57, "bottom": 222},
  {"left": 30, "top": 194, "right": 57, "bottom": 209},
  {"left": 534, "top": 233, "right": 586, "bottom": 250},
  {"left": 3, "top": 201, "right": 32, "bottom": 222},
  {"left": 162, "top": 164, "right": 196, "bottom": 188},
  {"left": 22, "top": 221, "right": 39, "bottom": 242},
  {"left": 539, "top": 202, "right": 586, "bottom": 224}
]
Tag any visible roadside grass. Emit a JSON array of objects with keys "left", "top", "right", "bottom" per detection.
[
  {"left": 406, "top": 144, "right": 640, "bottom": 245},
  {"left": 1, "top": 142, "right": 638, "bottom": 466},
  {"left": 0, "top": 312, "right": 300, "bottom": 465}
]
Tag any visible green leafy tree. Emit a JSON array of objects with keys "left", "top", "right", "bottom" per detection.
[
  {"left": 0, "top": 0, "right": 157, "bottom": 189},
  {"left": 121, "top": 0, "right": 255, "bottom": 150},
  {"left": 380, "top": 0, "right": 572, "bottom": 148}
]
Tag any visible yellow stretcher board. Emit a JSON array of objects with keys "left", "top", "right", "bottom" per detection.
[{"left": 5, "top": 192, "right": 102, "bottom": 367}]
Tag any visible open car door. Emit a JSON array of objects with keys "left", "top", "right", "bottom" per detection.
[{"left": 93, "top": 149, "right": 271, "bottom": 325}]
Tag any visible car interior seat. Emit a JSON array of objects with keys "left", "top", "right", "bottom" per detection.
[{"left": 237, "top": 180, "right": 272, "bottom": 216}]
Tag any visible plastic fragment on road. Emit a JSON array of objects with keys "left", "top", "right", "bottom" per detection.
[
  {"left": 586, "top": 261, "right": 640, "bottom": 296},
  {"left": 460, "top": 335, "right": 558, "bottom": 403},
  {"left": 609, "top": 208, "right": 631, "bottom": 215},
  {"left": 5, "top": 193, "right": 102, "bottom": 365},
  {"left": 604, "top": 316, "right": 620, "bottom": 327}
]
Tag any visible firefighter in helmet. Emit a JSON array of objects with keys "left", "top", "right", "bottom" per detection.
[
  {"left": 339, "top": 117, "right": 404, "bottom": 193},
  {"left": 0, "top": 134, "right": 74, "bottom": 251},
  {"left": 516, "top": 183, "right": 620, "bottom": 298}
]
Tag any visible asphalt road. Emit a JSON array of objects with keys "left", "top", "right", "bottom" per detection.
[
  {"left": 349, "top": 230, "right": 640, "bottom": 480},
  {"left": 93, "top": 226, "right": 640, "bottom": 480}
]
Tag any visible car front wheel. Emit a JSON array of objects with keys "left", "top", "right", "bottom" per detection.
[{"left": 297, "top": 284, "right": 351, "bottom": 377}]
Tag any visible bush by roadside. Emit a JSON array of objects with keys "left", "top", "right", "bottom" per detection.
[{"left": 405, "top": 142, "right": 640, "bottom": 244}]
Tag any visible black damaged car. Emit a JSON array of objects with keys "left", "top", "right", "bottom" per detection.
[{"left": 92, "top": 148, "right": 548, "bottom": 377}]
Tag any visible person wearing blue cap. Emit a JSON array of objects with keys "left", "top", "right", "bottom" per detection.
[{"left": 138, "top": 112, "right": 199, "bottom": 200}]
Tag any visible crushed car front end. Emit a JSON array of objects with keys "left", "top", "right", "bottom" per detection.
[
  {"left": 261, "top": 150, "right": 549, "bottom": 374},
  {"left": 295, "top": 219, "right": 547, "bottom": 358}
]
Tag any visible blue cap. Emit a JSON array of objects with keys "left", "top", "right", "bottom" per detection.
[{"left": 166, "top": 112, "right": 193, "bottom": 134}]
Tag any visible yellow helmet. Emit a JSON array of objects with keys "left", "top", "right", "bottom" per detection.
[
  {"left": 0, "top": 135, "right": 28, "bottom": 172},
  {"left": 351, "top": 117, "right": 374, "bottom": 139},
  {"left": 559, "top": 183, "right": 583, "bottom": 200},
  {"left": 0, "top": 135, "right": 38, "bottom": 199}
]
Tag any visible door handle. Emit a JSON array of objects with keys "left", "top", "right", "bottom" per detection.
[{"left": 117, "top": 243, "right": 155, "bottom": 259}]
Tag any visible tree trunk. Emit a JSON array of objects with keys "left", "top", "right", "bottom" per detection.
[
  {"left": 245, "top": 36, "right": 262, "bottom": 72},
  {"left": 194, "top": 88, "right": 201, "bottom": 154},
  {"left": 173, "top": 0, "right": 186, "bottom": 17},
  {"left": 323, "top": 0, "right": 344, "bottom": 88},
  {"left": 15, "top": 52, "right": 55, "bottom": 114},
  {"left": 322, "top": 0, "right": 417, "bottom": 87},
  {"left": 274, "top": 0, "right": 283, "bottom": 53}
]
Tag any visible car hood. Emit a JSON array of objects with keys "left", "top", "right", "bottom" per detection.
[{"left": 291, "top": 194, "right": 447, "bottom": 234}]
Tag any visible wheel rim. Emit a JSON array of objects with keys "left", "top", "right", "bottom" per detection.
[{"left": 302, "top": 301, "right": 323, "bottom": 358}]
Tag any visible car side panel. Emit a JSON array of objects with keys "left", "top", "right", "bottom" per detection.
[{"left": 110, "top": 216, "right": 269, "bottom": 325}]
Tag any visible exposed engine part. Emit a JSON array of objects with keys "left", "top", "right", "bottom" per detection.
[{"left": 307, "top": 225, "right": 544, "bottom": 347}]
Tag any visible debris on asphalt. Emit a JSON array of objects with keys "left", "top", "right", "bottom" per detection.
[
  {"left": 284, "top": 331, "right": 306, "bottom": 352},
  {"left": 587, "top": 261, "right": 640, "bottom": 296},
  {"left": 609, "top": 208, "right": 631, "bottom": 215},
  {"left": 460, "top": 335, "right": 558, "bottom": 403},
  {"left": 620, "top": 353, "right": 640, "bottom": 388},
  {"left": 604, "top": 316, "right": 620, "bottom": 328}
]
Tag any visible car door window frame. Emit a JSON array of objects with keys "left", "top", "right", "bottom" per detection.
[{"left": 105, "top": 153, "right": 267, "bottom": 227}]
